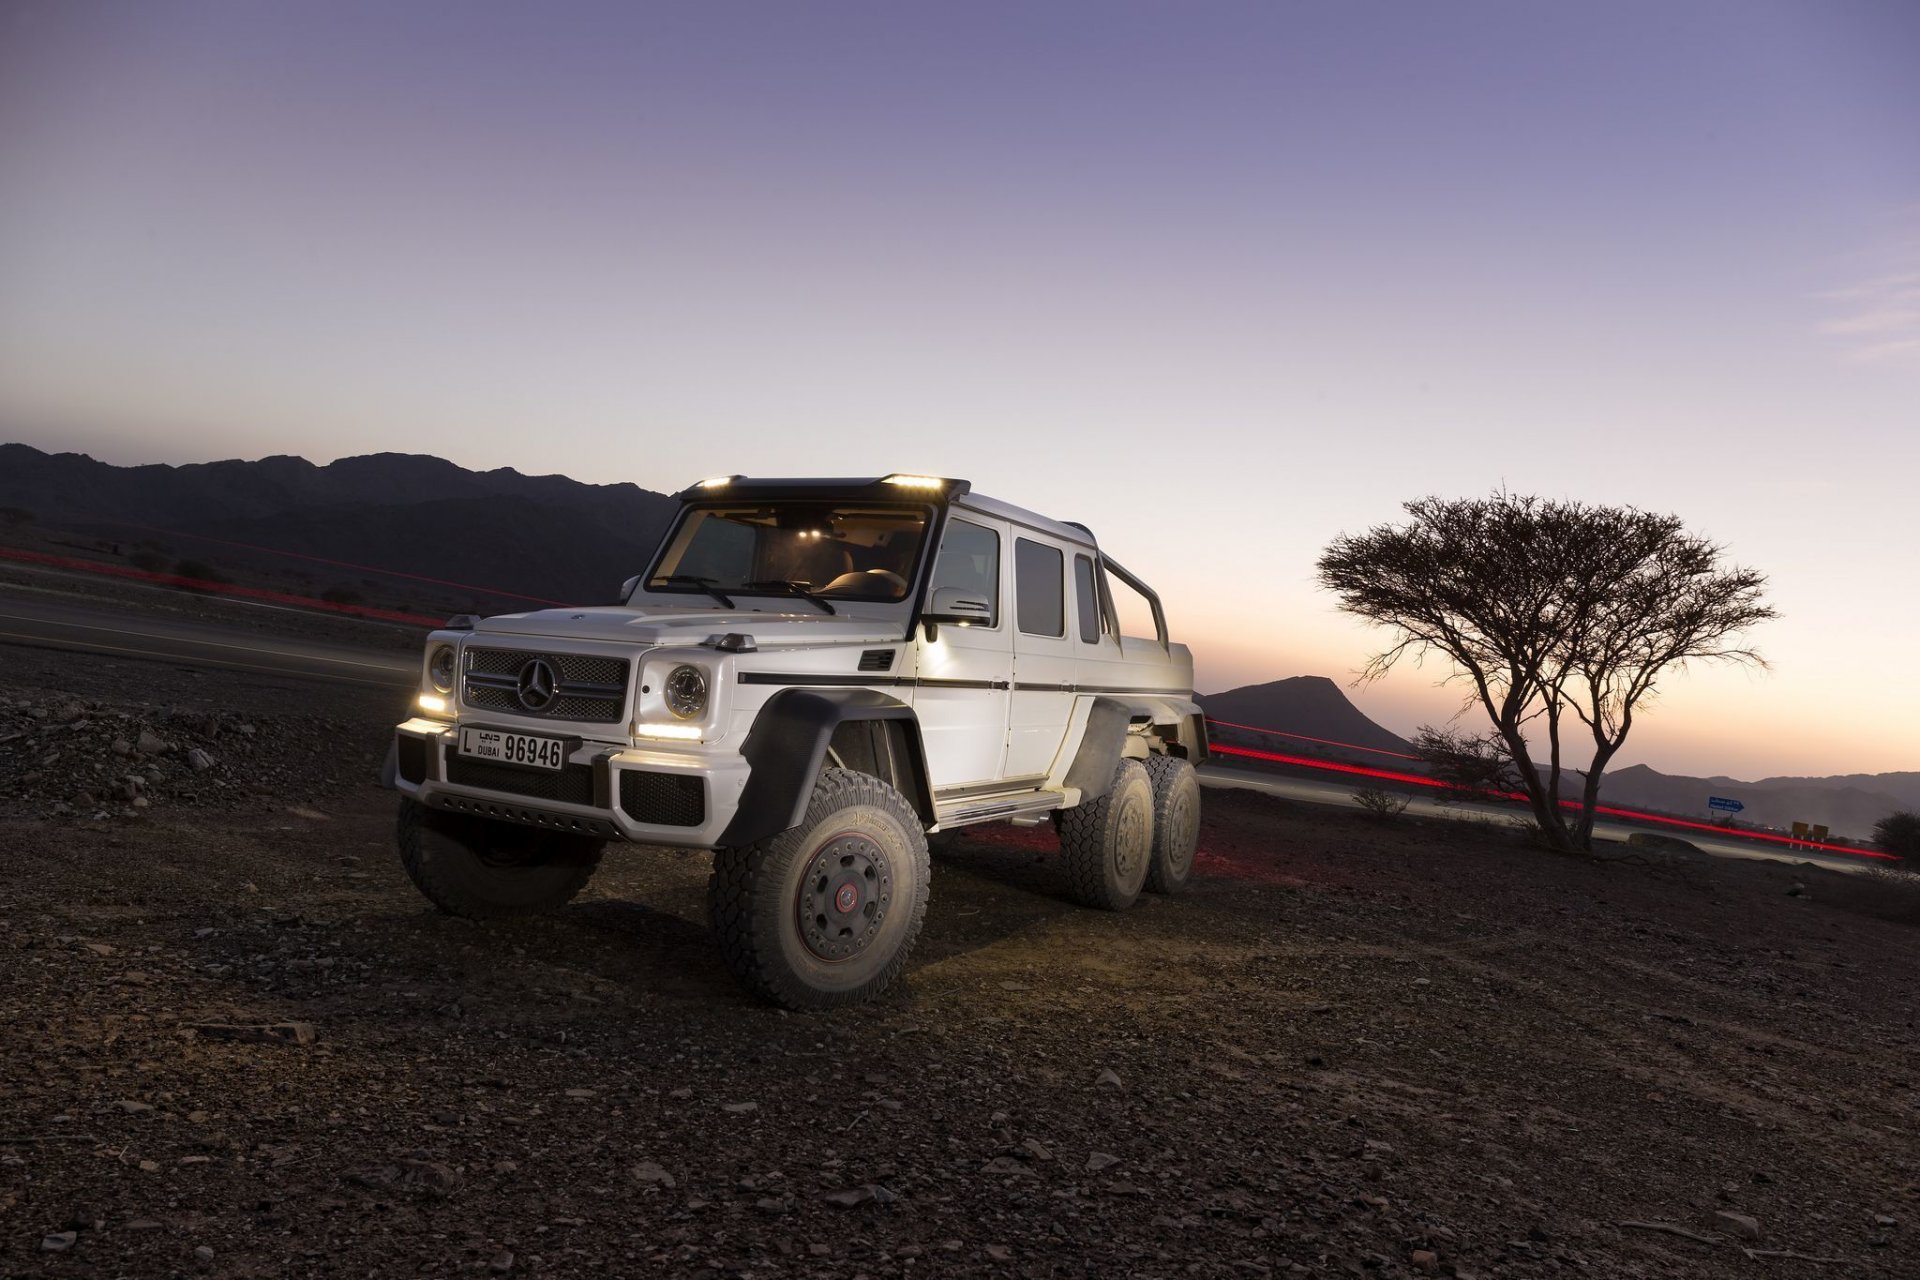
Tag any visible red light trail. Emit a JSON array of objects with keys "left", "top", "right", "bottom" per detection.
[
  {"left": 0, "top": 542, "right": 1899, "bottom": 864},
  {"left": 1207, "top": 740, "right": 1895, "bottom": 861},
  {"left": 114, "top": 524, "right": 573, "bottom": 606},
  {"left": 1203, "top": 716, "right": 1424, "bottom": 761},
  {"left": 0, "top": 546, "right": 446, "bottom": 628}
]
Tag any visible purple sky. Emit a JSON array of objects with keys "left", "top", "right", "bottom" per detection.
[{"left": 2, "top": 1, "right": 1917, "bottom": 777}]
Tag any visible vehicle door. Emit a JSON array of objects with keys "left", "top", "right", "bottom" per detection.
[
  {"left": 1005, "top": 534, "right": 1078, "bottom": 781},
  {"left": 909, "top": 514, "right": 1012, "bottom": 789}
]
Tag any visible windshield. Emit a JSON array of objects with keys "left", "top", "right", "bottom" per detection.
[{"left": 646, "top": 501, "right": 932, "bottom": 603}]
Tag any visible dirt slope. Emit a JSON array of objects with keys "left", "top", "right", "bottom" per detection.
[{"left": 3, "top": 683, "right": 1914, "bottom": 1277}]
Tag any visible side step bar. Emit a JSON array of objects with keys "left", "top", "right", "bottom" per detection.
[{"left": 932, "top": 789, "right": 1066, "bottom": 832}]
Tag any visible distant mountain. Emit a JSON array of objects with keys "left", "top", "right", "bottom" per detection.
[
  {"left": 0, "top": 443, "right": 679, "bottom": 607},
  {"left": 1595, "top": 763, "right": 1905, "bottom": 840},
  {"left": 1753, "top": 771, "right": 1920, "bottom": 811},
  {"left": 1198, "top": 676, "right": 1414, "bottom": 763}
]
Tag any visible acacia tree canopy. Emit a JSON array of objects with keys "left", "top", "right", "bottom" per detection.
[{"left": 1316, "top": 493, "right": 1775, "bottom": 853}]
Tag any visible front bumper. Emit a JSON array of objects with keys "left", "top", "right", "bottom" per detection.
[{"left": 389, "top": 718, "right": 750, "bottom": 848}]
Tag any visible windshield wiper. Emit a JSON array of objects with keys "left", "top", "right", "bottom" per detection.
[
  {"left": 741, "top": 580, "right": 837, "bottom": 615},
  {"left": 656, "top": 575, "right": 736, "bottom": 609}
]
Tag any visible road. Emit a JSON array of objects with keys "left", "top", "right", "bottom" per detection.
[
  {"left": 1199, "top": 762, "right": 1873, "bottom": 873},
  {"left": 0, "top": 586, "right": 1877, "bottom": 873},
  {"left": 0, "top": 591, "right": 418, "bottom": 689}
]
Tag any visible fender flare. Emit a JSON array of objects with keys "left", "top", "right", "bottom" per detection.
[
  {"left": 1063, "top": 696, "right": 1210, "bottom": 798},
  {"left": 1062, "top": 697, "right": 1134, "bottom": 799},
  {"left": 717, "top": 687, "right": 934, "bottom": 847}
]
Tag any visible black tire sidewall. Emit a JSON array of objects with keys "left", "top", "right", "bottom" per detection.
[
  {"left": 1060, "top": 758, "right": 1154, "bottom": 910},
  {"left": 1145, "top": 755, "right": 1201, "bottom": 894},
  {"left": 711, "top": 769, "right": 931, "bottom": 1009},
  {"left": 1101, "top": 761, "right": 1154, "bottom": 904}
]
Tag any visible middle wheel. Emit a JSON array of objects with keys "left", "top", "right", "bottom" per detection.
[{"left": 1057, "top": 757, "right": 1155, "bottom": 910}]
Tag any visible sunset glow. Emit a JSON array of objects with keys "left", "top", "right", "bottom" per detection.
[{"left": 2, "top": 1, "right": 1916, "bottom": 778}]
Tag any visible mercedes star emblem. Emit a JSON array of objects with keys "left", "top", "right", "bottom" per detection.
[{"left": 515, "top": 658, "right": 560, "bottom": 712}]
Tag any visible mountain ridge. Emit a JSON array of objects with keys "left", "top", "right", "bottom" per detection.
[{"left": 0, "top": 443, "right": 678, "bottom": 606}]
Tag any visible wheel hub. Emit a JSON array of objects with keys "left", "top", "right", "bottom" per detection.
[
  {"left": 1114, "top": 794, "right": 1147, "bottom": 878},
  {"left": 798, "top": 833, "right": 893, "bottom": 962},
  {"left": 1168, "top": 788, "right": 1198, "bottom": 873}
]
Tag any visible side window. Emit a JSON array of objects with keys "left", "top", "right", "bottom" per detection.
[
  {"left": 1015, "top": 538, "right": 1064, "bottom": 637},
  {"left": 928, "top": 518, "right": 1000, "bottom": 626},
  {"left": 1073, "top": 555, "right": 1104, "bottom": 644}
]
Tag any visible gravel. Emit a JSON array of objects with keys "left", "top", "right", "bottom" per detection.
[{"left": 0, "top": 641, "right": 1915, "bottom": 1277}]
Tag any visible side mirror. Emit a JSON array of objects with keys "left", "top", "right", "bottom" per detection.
[
  {"left": 618, "top": 575, "right": 641, "bottom": 603},
  {"left": 925, "top": 587, "right": 994, "bottom": 626}
]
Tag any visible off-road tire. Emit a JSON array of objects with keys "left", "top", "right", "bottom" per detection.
[
  {"left": 1058, "top": 758, "right": 1154, "bottom": 910},
  {"left": 395, "top": 799, "right": 602, "bottom": 920},
  {"left": 1143, "top": 755, "right": 1201, "bottom": 894},
  {"left": 707, "top": 768, "right": 931, "bottom": 1010}
]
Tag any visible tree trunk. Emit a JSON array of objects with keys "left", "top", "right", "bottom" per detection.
[
  {"left": 1572, "top": 743, "right": 1619, "bottom": 852},
  {"left": 1497, "top": 723, "right": 1574, "bottom": 852}
]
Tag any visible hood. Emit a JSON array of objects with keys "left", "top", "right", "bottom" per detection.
[{"left": 473, "top": 606, "right": 906, "bottom": 647}]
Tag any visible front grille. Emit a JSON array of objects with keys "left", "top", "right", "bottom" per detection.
[
  {"left": 618, "top": 770, "right": 705, "bottom": 827},
  {"left": 462, "top": 647, "right": 630, "bottom": 724},
  {"left": 464, "top": 686, "right": 625, "bottom": 722},
  {"left": 468, "top": 648, "right": 626, "bottom": 684},
  {"left": 445, "top": 756, "right": 597, "bottom": 806}
]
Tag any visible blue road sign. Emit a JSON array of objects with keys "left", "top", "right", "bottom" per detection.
[{"left": 1708, "top": 796, "right": 1745, "bottom": 814}]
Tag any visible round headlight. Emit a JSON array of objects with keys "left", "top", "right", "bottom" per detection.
[
  {"left": 428, "top": 644, "right": 457, "bottom": 693},
  {"left": 664, "top": 664, "right": 708, "bottom": 720}
]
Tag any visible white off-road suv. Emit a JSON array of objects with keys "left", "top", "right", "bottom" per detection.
[{"left": 386, "top": 474, "right": 1205, "bottom": 1008}]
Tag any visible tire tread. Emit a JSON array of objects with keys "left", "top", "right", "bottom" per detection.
[
  {"left": 707, "top": 769, "right": 930, "bottom": 1010},
  {"left": 1143, "top": 754, "right": 1200, "bottom": 894},
  {"left": 1058, "top": 758, "right": 1152, "bottom": 910}
]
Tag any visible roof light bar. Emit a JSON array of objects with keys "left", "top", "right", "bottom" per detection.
[
  {"left": 698, "top": 475, "right": 736, "bottom": 489},
  {"left": 883, "top": 474, "right": 945, "bottom": 489}
]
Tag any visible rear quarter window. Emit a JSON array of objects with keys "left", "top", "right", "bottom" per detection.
[{"left": 1073, "top": 554, "right": 1105, "bottom": 644}]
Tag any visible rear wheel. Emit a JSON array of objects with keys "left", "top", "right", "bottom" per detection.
[
  {"left": 708, "top": 769, "right": 930, "bottom": 1010},
  {"left": 395, "top": 799, "right": 602, "bottom": 919},
  {"left": 1058, "top": 758, "right": 1154, "bottom": 910},
  {"left": 1143, "top": 755, "right": 1201, "bottom": 894}
]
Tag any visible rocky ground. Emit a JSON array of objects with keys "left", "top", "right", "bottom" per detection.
[
  {"left": 2, "top": 654, "right": 1918, "bottom": 1278},
  {"left": 0, "top": 692, "right": 386, "bottom": 822}
]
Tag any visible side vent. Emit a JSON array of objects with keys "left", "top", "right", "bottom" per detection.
[{"left": 858, "top": 648, "right": 896, "bottom": 673}]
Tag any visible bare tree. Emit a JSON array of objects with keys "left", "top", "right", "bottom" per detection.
[
  {"left": 1317, "top": 494, "right": 1774, "bottom": 853},
  {"left": 1412, "top": 724, "right": 1522, "bottom": 805}
]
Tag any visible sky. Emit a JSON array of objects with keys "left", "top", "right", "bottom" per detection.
[{"left": 1, "top": 0, "right": 1917, "bottom": 779}]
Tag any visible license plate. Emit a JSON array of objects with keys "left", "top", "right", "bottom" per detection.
[{"left": 458, "top": 727, "right": 567, "bottom": 772}]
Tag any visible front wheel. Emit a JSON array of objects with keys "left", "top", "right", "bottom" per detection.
[
  {"left": 395, "top": 799, "right": 602, "bottom": 919},
  {"left": 707, "top": 769, "right": 931, "bottom": 1010}
]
